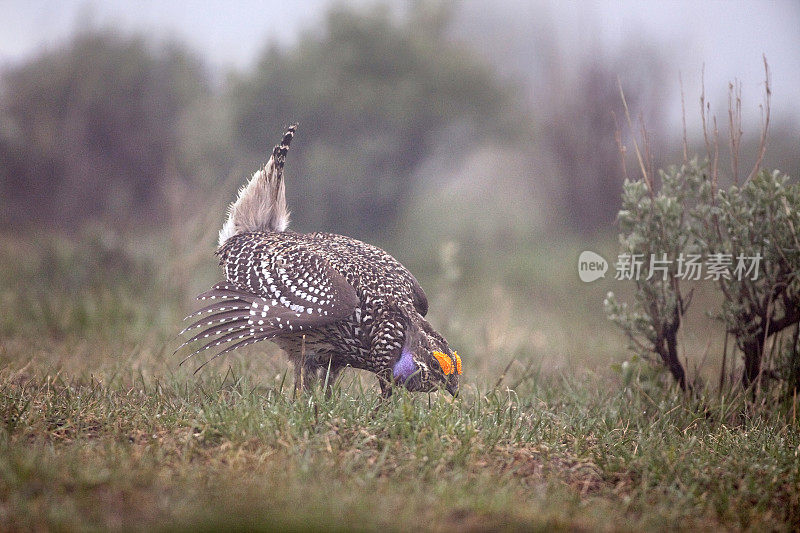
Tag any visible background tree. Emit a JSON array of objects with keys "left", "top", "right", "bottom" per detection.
[
  {"left": 541, "top": 49, "right": 668, "bottom": 235},
  {"left": 0, "top": 30, "right": 209, "bottom": 229},
  {"left": 228, "top": 6, "right": 523, "bottom": 239}
]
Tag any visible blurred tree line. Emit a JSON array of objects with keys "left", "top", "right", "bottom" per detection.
[
  {"left": 230, "top": 6, "right": 524, "bottom": 236},
  {"left": 0, "top": 5, "right": 524, "bottom": 240},
  {"left": 0, "top": 31, "right": 209, "bottom": 228},
  {"left": 1, "top": 2, "right": 795, "bottom": 240}
]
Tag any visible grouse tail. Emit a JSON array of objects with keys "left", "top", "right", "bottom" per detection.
[{"left": 218, "top": 123, "right": 298, "bottom": 245}]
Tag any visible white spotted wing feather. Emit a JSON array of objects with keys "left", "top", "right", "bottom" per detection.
[{"left": 177, "top": 234, "right": 359, "bottom": 368}]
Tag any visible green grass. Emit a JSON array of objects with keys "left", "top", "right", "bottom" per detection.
[
  {"left": 1, "top": 232, "right": 798, "bottom": 531},
  {"left": 2, "top": 363, "right": 798, "bottom": 531}
]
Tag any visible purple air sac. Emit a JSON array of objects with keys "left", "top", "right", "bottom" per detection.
[{"left": 392, "top": 346, "right": 417, "bottom": 382}]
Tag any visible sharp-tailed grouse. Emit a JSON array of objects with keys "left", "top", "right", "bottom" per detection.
[{"left": 177, "top": 124, "right": 461, "bottom": 396}]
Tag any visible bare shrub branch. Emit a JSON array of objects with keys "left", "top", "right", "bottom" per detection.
[
  {"left": 612, "top": 111, "right": 629, "bottom": 182},
  {"left": 747, "top": 55, "right": 771, "bottom": 182},
  {"left": 679, "top": 72, "right": 689, "bottom": 164},
  {"left": 728, "top": 80, "right": 743, "bottom": 185},
  {"left": 618, "top": 79, "right": 653, "bottom": 196}
]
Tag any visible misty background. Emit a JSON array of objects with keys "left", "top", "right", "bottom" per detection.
[
  {"left": 1, "top": 0, "right": 798, "bottom": 377},
  {"left": 3, "top": 0, "right": 798, "bottom": 234}
]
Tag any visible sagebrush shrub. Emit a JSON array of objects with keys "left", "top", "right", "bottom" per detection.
[{"left": 606, "top": 159, "right": 799, "bottom": 400}]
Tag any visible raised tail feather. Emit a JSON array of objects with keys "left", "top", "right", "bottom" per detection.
[
  {"left": 272, "top": 124, "right": 297, "bottom": 174},
  {"left": 218, "top": 123, "right": 298, "bottom": 245}
]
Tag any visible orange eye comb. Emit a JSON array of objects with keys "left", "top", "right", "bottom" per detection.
[
  {"left": 433, "top": 351, "right": 462, "bottom": 376},
  {"left": 433, "top": 351, "right": 454, "bottom": 375}
]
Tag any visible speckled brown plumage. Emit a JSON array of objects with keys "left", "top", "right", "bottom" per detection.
[{"left": 177, "top": 125, "right": 460, "bottom": 396}]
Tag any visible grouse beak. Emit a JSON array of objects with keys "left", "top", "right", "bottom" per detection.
[{"left": 446, "top": 379, "right": 459, "bottom": 397}]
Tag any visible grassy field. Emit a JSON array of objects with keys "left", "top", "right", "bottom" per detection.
[{"left": 1, "top": 232, "right": 799, "bottom": 531}]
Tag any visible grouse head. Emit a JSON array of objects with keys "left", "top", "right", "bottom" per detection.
[{"left": 392, "top": 317, "right": 461, "bottom": 396}]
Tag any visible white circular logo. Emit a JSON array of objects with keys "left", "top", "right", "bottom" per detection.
[{"left": 578, "top": 251, "right": 608, "bottom": 282}]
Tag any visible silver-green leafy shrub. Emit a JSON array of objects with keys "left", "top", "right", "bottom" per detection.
[{"left": 606, "top": 160, "right": 800, "bottom": 398}]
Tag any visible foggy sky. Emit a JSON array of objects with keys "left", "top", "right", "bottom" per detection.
[{"left": 2, "top": 0, "right": 799, "bottom": 129}]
